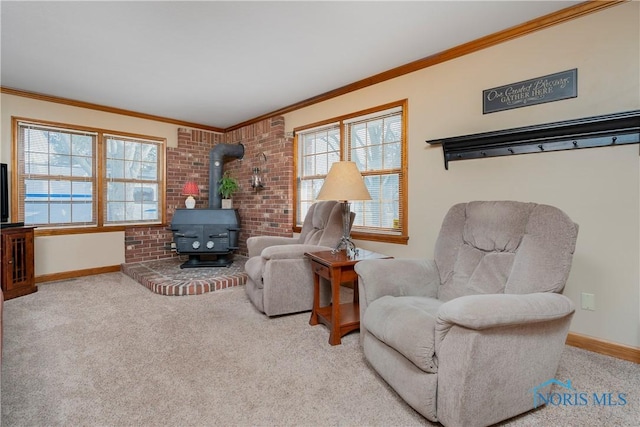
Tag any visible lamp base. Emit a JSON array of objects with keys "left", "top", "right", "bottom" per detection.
[
  {"left": 332, "top": 236, "right": 358, "bottom": 259},
  {"left": 331, "top": 201, "right": 359, "bottom": 259},
  {"left": 185, "top": 196, "right": 196, "bottom": 209}
]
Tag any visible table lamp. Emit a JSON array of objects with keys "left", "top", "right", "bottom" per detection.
[
  {"left": 317, "top": 161, "right": 371, "bottom": 257},
  {"left": 181, "top": 181, "right": 199, "bottom": 209}
]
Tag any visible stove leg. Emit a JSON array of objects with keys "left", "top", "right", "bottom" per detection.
[
  {"left": 179, "top": 254, "right": 234, "bottom": 268},
  {"left": 180, "top": 255, "right": 202, "bottom": 269}
]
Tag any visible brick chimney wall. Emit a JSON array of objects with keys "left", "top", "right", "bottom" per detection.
[
  {"left": 124, "top": 117, "right": 293, "bottom": 263},
  {"left": 225, "top": 116, "right": 294, "bottom": 255}
]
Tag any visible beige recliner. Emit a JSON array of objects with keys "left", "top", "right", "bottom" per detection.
[
  {"left": 245, "top": 201, "right": 353, "bottom": 316},
  {"left": 355, "top": 201, "right": 578, "bottom": 427}
]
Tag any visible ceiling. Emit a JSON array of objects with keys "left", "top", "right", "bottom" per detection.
[{"left": 1, "top": 1, "right": 583, "bottom": 130}]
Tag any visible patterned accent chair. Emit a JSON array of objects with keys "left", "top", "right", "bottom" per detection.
[{"left": 355, "top": 201, "right": 578, "bottom": 427}]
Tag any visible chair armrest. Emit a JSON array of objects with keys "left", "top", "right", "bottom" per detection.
[
  {"left": 434, "top": 292, "right": 575, "bottom": 426},
  {"left": 262, "top": 244, "right": 333, "bottom": 260},
  {"left": 246, "top": 235, "right": 299, "bottom": 257},
  {"left": 355, "top": 258, "right": 440, "bottom": 305},
  {"left": 436, "top": 293, "right": 575, "bottom": 343}
]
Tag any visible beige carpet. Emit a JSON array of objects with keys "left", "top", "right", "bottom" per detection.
[{"left": 2, "top": 273, "right": 639, "bottom": 426}]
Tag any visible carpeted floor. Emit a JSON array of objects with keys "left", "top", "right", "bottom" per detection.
[{"left": 2, "top": 273, "right": 639, "bottom": 426}]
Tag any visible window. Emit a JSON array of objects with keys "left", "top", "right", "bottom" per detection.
[
  {"left": 104, "top": 135, "right": 161, "bottom": 224},
  {"left": 294, "top": 100, "right": 408, "bottom": 244},
  {"left": 14, "top": 118, "right": 165, "bottom": 230}
]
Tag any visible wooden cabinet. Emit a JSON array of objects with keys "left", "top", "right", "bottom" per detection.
[{"left": 1, "top": 226, "right": 37, "bottom": 299}]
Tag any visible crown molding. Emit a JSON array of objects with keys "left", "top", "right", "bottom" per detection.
[{"left": 0, "top": 87, "right": 224, "bottom": 133}]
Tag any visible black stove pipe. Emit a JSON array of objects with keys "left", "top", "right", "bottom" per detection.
[{"left": 209, "top": 143, "right": 245, "bottom": 209}]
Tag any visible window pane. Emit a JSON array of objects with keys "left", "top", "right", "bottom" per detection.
[
  {"left": 316, "top": 133, "right": 327, "bottom": 153},
  {"left": 303, "top": 134, "right": 314, "bottom": 155},
  {"left": 351, "top": 123, "right": 366, "bottom": 149},
  {"left": 71, "top": 156, "right": 93, "bottom": 177},
  {"left": 50, "top": 153, "right": 71, "bottom": 176},
  {"left": 26, "top": 152, "right": 48, "bottom": 175},
  {"left": 71, "top": 181, "right": 92, "bottom": 202},
  {"left": 126, "top": 182, "right": 139, "bottom": 201},
  {"left": 327, "top": 128, "right": 340, "bottom": 152},
  {"left": 108, "top": 182, "right": 125, "bottom": 202},
  {"left": 125, "top": 161, "right": 138, "bottom": 179},
  {"left": 49, "top": 132, "right": 71, "bottom": 155},
  {"left": 383, "top": 141, "right": 401, "bottom": 169},
  {"left": 50, "top": 203, "right": 71, "bottom": 223},
  {"left": 107, "top": 159, "right": 125, "bottom": 179},
  {"left": 316, "top": 153, "right": 329, "bottom": 176},
  {"left": 72, "top": 134, "right": 93, "bottom": 156},
  {"left": 50, "top": 180, "right": 71, "bottom": 201},
  {"left": 125, "top": 141, "right": 141, "bottom": 161},
  {"left": 25, "top": 180, "right": 48, "bottom": 201},
  {"left": 299, "top": 180, "right": 314, "bottom": 201},
  {"left": 328, "top": 151, "right": 340, "bottom": 168},
  {"left": 367, "top": 120, "right": 383, "bottom": 145},
  {"left": 302, "top": 156, "right": 314, "bottom": 177},
  {"left": 25, "top": 203, "right": 49, "bottom": 224},
  {"left": 140, "top": 162, "right": 157, "bottom": 181},
  {"left": 133, "top": 185, "right": 155, "bottom": 202},
  {"left": 368, "top": 144, "right": 383, "bottom": 170},
  {"left": 107, "top": 139, "right": 125, "bottom": 159},
  {"left": 25, "top": 129, "right": 49, "bottom": 153},
  {"left": 297, "top": 178, "right": 324, "bottom": 226},
  {"left": 143, "top": 202, "right": 159, "bottom": 220},
  {"left": 143, "top": 144, "right": 157, "bottom": 163},
  {"left": 72, "top": 202, "right": 93, "bottom": 223},
  {"left": 107, "top": 202, "right": 125, "bottom": 222},
  {"left": 125, "top": 202, "right": 142, "bottom": 221},
  {"left": 384, "top": 116, "right": 401, "bottom": 143}
]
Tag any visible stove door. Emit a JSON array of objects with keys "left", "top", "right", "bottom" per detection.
[
  {"left": 174, "top": 225, "right": 204, "bottom": 252},
  {"left": 203, "top": 225, "right": 233, "bottom": 253}
]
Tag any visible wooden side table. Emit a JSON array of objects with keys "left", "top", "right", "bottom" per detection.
[{"left": 306, "top": 249, "right": 391, "bottom": 345}]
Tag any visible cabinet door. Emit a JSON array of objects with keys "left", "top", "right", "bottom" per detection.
[{"left": 2, "top": 230, "right": 34, "bottom": 291}]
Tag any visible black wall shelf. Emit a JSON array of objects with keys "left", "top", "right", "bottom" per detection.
[{"left": 426, "top": 110, "right": 640, "bottom": 170}]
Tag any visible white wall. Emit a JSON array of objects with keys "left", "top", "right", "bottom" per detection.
[
  {"left": 34, "top": 233, "right": 126, "bottom": 275},
  {"left": 285, "top": 2, "right": 640, "bottom": 347},
  {"left": 0, "top": 93, "right": 186, "bottom": 275}
]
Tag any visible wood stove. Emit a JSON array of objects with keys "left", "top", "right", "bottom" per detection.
[
  {"left": 169, "top": 143, "right": 244, "bottom": 268},
  {"left": 170, "top": 208, "right": 240, "bottom": 268}
]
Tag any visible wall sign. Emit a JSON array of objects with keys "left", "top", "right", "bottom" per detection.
[{"left": 483, "top": 69, "right": 577, "bottom": 114}]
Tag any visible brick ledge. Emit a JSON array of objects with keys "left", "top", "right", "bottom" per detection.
[{"left": 121, "top": 256, "right": 248, "bottom": 296}]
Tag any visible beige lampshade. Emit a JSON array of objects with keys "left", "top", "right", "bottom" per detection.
[{"left": 317, "top": 161, "right": 372, "bottom": 202}]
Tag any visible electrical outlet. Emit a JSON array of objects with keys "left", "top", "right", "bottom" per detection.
[
  {"left": 581, "top": 293, "right": 595, "bottom": 311},
  {"left": 170, "top": 242, "right": 177, "bottom": 250}
]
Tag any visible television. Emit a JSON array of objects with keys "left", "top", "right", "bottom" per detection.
[{"left": 1, "top": 162, "right": 8, "bottom": 223}]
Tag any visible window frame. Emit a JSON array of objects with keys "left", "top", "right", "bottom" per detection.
[
  {"left": 12, "top": 117, "right": 166, "bottom": 235},
  {"left": 293, "top": 99, "right": 408, "bottom": 245}
]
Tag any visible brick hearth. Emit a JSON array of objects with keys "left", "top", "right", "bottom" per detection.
[{"left": 121, "top": 256, "right": 248, "bottom": 296}]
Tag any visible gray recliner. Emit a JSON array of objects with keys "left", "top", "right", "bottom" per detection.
[
  {"left": 245, "top": 201, "right": 353, "bottom": 316},
  {"left": 354, "top": 201, "right": 578, "bottom": 427}
]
